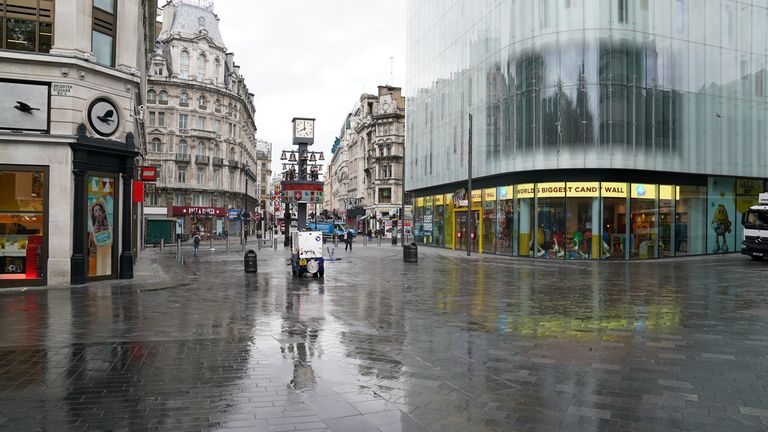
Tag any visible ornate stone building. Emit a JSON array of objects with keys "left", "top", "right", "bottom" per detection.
[
  {"left": 143, "top": 0, "right": 271, "bottom": 237},
  {"left": 326, "top": 86, "right": 407, "bottom": 235},
  {"left": 0, "top": 0, "right": 156, "bottom": 287}
]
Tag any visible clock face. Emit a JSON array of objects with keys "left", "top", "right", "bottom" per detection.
[
  {"left": 88, "top": 98, "right": 120, "bottom": 137},
  {"left": 294, "top": 119, "right": 314, "bottom": 139}
]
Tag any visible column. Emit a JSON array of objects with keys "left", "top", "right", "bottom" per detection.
[
  {"left": 70, "top": 162, "right": 87, "bottom": 285},
  {"left": 119, "top": 167, "right": 134, "bottom": 279}
]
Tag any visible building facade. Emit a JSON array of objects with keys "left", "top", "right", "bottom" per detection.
[
  {"left": 0, "top": 0, "right": 155, "bottom": 287},
  {"left": 326, "top": 86, "right": 408, "bottom": 235},
  {"left": 406, "top": 0, "right": 768, "bottom": 259},
  {"left": 143, "top": 0, "right": 271, "bottom": 239}
]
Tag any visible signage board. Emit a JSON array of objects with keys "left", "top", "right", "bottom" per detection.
[
  {"left": 139, "top": 166, "right": 158, "bottom": 181},
  {"left": 517, "top": 184, "right": 535, "bottom": 199},
  {"left": 172, "top": 206, "right": 227, "bottom": 217}
]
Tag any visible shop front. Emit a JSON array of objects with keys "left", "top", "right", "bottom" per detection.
[
  {"left": 413, "top": 175, "right": 767, "bottom": 260},
  {"left": 171, "top": 206, "right": 227, "bottom": 239},
  {"left": 0, "top": 167, "right": 48, "bottom": 287}
]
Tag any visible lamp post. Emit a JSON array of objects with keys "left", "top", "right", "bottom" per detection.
[{"left": 244, "top": 162, "right": 250, "bottom": 243}]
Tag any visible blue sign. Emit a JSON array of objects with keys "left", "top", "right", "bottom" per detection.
[{"left": 227, "top": 209, "right": 241, "bottom": 221}]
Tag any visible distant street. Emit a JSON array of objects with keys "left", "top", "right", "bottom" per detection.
[{"left": 2, "top": 243, "right": 768, "bottom": 431}]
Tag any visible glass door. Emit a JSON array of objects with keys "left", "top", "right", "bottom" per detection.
[
  {"left": 87, "top": 174, "right": 117, "bottom": 279},
  {"left": 455, "top": 210, "right": 480, "bottom": 253}
]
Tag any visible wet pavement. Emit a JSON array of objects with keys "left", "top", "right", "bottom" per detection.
[{"left": 2, "top": 240, "right": 768, "bottom": 431}]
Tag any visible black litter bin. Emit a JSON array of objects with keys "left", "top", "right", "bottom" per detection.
[
  {"left": 403, "top": 243, "right": 418, "bottom": 263},
  {"left": 244, "top": 250, "right": 257, "bottom": 273}
]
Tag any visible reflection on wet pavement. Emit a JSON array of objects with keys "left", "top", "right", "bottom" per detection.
[{"left": 1, "top": 246, "right": 768, "bottom": 431}]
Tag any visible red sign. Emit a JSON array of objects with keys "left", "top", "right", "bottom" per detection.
[
  {"left": 133, "top": 181, "right": 144, "bottom": 203},
  {"left": 139, "top": 166, "right": 158, "bottom": 181},
  {"left": 172, "top": 206, "right": 227, "bottom": 217}
]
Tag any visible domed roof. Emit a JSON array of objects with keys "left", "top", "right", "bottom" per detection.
[{"left": 165, "top": 2, "right": 226, "bottom": 48}]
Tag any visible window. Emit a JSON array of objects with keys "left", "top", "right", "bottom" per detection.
[
  {"left": 198, "top": 95, "right": 207, "bottom": 110},
  {"left": 214, "top": 58, "right": 221, "bottom": 83},
  {"left": 213, "top": 169, "right": 221, "bottom": 187},
  {"left": 154, "top": 64, "right": 163, "bottom": 76},
  {"left": 379, "top": 188, "right": 392, "bottom": 204},
  {"left": 179, "top": 92, "right": 189, "bottom": 107},
  {"left": 723, "top": 5, "right": 735, "bottom": 45},
  {"left": 177, "top": 139, "right": 188, "bottom": 155},
  {"left": 92, "top": 0, "right": 116, "bottom": 66},
  {"left": 151, "top": 137, "right": 162, "bottom": 152},
  {"left": 192, "top": 193, "right": 208, "bottom": 206},
  {"left": 158, "top": 112, "right": 165, "bottom": 127},
  {"left": 145, "top": 192, "right": 160, "bottom": 206},
  {"left": 213, "top": 119, "right": 221, "bottom": 132},
  {"left": 159, "top": 90, "right": 169, "bottom": 105},
  {"left": 674, "top": 0, "right": 686, "bottom": 35},
  {"left": 1, "top": 1, "right": 55, "bottom": 53},
  {"left": 0, "top": 169, "right": 47, "bottom": 283},
  {"left": 198, "top": 116, "right": 206, "bottom": 130},
  {"left": 617, "top": 0, "right": 628, "bottom": 23},
  {"left": 147, "top": 90, "right": 157, "bottom": 104},
  {"left": 197, "top": 54, "right": 206, "bottom": 80},
  {"left": 178, "top": 114, "right": 188, "bottom": 130},
  {"left": 148, "top": 112, "right": 155, "bottom": 126},
  {"left": 197, "top": 144, "right": 206, "bottom": 156},
  {"left": 196, "top": 170, "right": 205, "bottom": 184},
  {"left": 214, "top": 99, "right": 221, "bottom": 113},
  {"left": 213, "top": 146, "right": 221, "bottom": 158},
  {"left": 180, "top": 50, "right": 190, "bottom": 79},
  {"left": 229, "top": 172, "right": 235, "bottom": 188},
  {"left": 386, "top": 145, "right": 392, "bottom": 156},
  {"left": 177, "top": 168, "right": 187, "bottom": 183}
]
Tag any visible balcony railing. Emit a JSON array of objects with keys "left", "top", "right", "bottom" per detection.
[
  {"left": 179, "top": 102, "right": 189, "bottom": 107},
  {"left": 178, "top": 128, "right": 189, "bottom": 134},
  {"left": 212, "top": 157, "right": 224, "bottom": 166},
  {"left": 195, "top": 155, "right": 209, "bottom": 164},
  {"left": 228, "top": 160, "right": 239, "bottom": 169},
  {"left": 190, "top": 128, "right": 217, "bottom": 139},
  {"left": 175, "top": 153, "right": 191, "bottom": 163}
]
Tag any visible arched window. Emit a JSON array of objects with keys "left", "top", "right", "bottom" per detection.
[
  {"left": 197, "top": 53, "right": 206, "bottom": 80},
  {"left": 159, "top": 90, "right": 169, "bottom": 105},
  {"left": 179, "top": 92, "right": 189, "bottom": 106},
  {"left": 213, "top": 144, "right": 221, "bottom": 158},
  {"left": 151, "top": 137, "right": 162, "bottom": 152},
  {"left": 214, "top": 99, "right": 221, "bottom": 113},
  {"left": 147, "top": 89, "right": 157, "bottom": 104},
  {"left": 198, "top": 95, "right": 207, "bottom": 110},
  {"left": 178, "top": 139, "right": 188, "bottom": 155},
  {"left": 214, "top": 58, "right": 221, "bottom": 84},
  {"left": 197, "top": 142, "right": 206, "bottom": 156},
  {"left": 180, "top": 50, "right": 190, "bottom": 78},
  {"left": 229, "top": 147, "right": 236, "bottom": 161}
]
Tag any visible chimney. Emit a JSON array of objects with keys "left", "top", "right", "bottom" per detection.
[{"left": 158, "top": 2, "right": 176, "bottom": 40}]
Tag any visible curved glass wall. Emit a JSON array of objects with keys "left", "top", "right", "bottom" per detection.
[{"left": 406, "top": 0, "right": 768, "bottom": 190}]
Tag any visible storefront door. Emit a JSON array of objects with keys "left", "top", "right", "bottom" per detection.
[
  {"left": 86, "top": 174, "right": 118, "bottom": 279},
  {"left": 454, "top": 209, "right": 481, "bottom": 253}
]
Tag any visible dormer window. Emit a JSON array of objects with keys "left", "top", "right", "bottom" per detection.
[{"left": 180, "top": 50, "right": 190, "bottom": 79}]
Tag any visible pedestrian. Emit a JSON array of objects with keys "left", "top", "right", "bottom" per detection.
[
  {"left": 367, "top": 228, "right": 373, "bottom": 241},
  {"left": 192, "top": 232, "right": 201, "bottom": 256},
  {"left": 344, "top": 229, "right": 352, "bottom": 251}
]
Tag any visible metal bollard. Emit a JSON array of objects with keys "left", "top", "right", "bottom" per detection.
[
  {"left": 258, "top": 237, "right": 262, "bottom": 250},
  {"left": 377, "top": 236, "right": 381, "bottom": 246},
  {"left": 333, "top": 235, "right": 338, "bottom": 247},
  {"left": 210, "top": 237, "right": 213, "bottom": 251},
  {"left": 273, "top": 238, "right": 278, "bottom": 250},
  {"left": 226, "top": 235, "right": 230, "bottom": 252},
  {"left": 160, "top": 238, "right": 164, "bottom": 252}
]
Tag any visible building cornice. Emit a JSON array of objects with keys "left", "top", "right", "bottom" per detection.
[
  {"left": 0, "top": 50, "right": 142, "bottom": 84},
  {"left": 148, "top": 76, "right": 256, "bottom": 126}
]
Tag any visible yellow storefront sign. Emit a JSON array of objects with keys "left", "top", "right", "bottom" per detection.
[
  {"left": 659, "top": 185, "right": 674, "bottom": 201},
  {"left": 444, "top": 193, "right": 452, "bottom": 206},
  {"left": 517, "top": 183, "right": 535, "bottom": 199},
  {"left": 631, "top": 183, "right": 657, "bottom": 199},
  {"left": 425, "top": 195, "right": 433, "bottom": 206},
  {"left": 566, "top": 182, "right": 600, "bottom": 197},
  {"left": 416, "top": 197, "right": 424, "bottom": 206},
  {"left": 498, "top": 186, "right": 514, "bottom": 200},
  {"left": 435, "top": 194, "right": 444, "bottom": 205},
  {"left": 536, "top": 182, "right": 566, "bottom": 198},
  {"left": 472, "top": 189, "right": 482, "bottom": 202},
  {"left": 602, "top": 182, "right": 628, "bottom": 198},
  {"left": 483, "top": 188, "right": 496, "bottom": 201}
]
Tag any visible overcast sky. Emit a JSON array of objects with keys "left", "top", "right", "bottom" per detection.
[{"left": 214, "top": 1, "right": 407, "bottom": 177}]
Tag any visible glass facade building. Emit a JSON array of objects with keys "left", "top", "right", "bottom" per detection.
[{"left": 406, "top": 0, "right": 768, "bottom": 259}]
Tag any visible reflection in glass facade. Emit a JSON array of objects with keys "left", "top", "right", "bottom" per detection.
[
  {"left": 406, "top": 0, "right": 768, "bottom": 188},
  {"left": 406, "top": 0, "right": 768, "bottom": 259}
]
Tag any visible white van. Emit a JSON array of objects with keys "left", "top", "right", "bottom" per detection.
[{"left": 741, "top": 193, "right": 768, "bottom": 260}]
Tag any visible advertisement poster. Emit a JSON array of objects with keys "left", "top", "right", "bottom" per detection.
[
  {"left": 707, "top": 177, "right": 735, "bottom": 254},
  {"left": 87, "top": 176, "right": 115, "bottom": 276}
]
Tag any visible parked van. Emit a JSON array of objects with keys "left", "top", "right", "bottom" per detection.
[
  {"left": 741, "top": 192, "right": 768, "bottom": 260},
  {"left": 306, "top": 221, "right": 356, "bottom": 241}
]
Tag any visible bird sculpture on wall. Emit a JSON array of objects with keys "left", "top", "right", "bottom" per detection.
[
  {"left": 97, "top": 109, "right": 115, "bottom": 124},
  {"left": 14, "top": 101, "right": 40, "bottom": 114}
]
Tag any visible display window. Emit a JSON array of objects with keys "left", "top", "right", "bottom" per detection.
[
  {"left": 659, "top": 186, "right": 675, "bottom": 257},
  {"left": 423, "top": 196, "right": 434, "bottom": 244},
  {"left": 433, "top": 195, "right": 444, "bottom": 247},
  {"left": 675, "top": 185, "right": 707, "bottom": 256},
  {"left": 536, "top": 182, "right": 566, "bottom": 259},
  {"left": 0, "top": 168, "right": 47, "bottom": 285},
  {"left": 87, "top": 174, "right": 117, "bottom": 278},
  {"left": 517, "top": 184, "right": 535, "bottom": 256},
  {"left": 707, "top": 177, "right": 735, "bottom": 254},
  {"left": 444, "top": 194, "right": 454, "bottom": 249},
  {"left": 497, "top": 186, "right": 515, "bottom": 255},
  {"left": 601, "top": 182, "right": 628, "bottom": 260},
  {"left": 630, "top": 183, "right": 658, "bottom": 259},
  {"left": 414, "top": 197, "right": 423, "bottom": 244},
  {"left": 566, "top": 182, "right": 600, "bottom": 260},
  {"left": 482, "top": 188, "right": 496, "bottom": 254}
]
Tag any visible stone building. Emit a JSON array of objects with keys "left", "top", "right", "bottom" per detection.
[
  {"left": 142, "top": 0, "right": 271, "bottom": 239},
  {"left": 0, "top": 0, "right": 156, "bottom": 287},
  {"left": 326, "top": 86, "right": 408, "bottom": 235}
]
